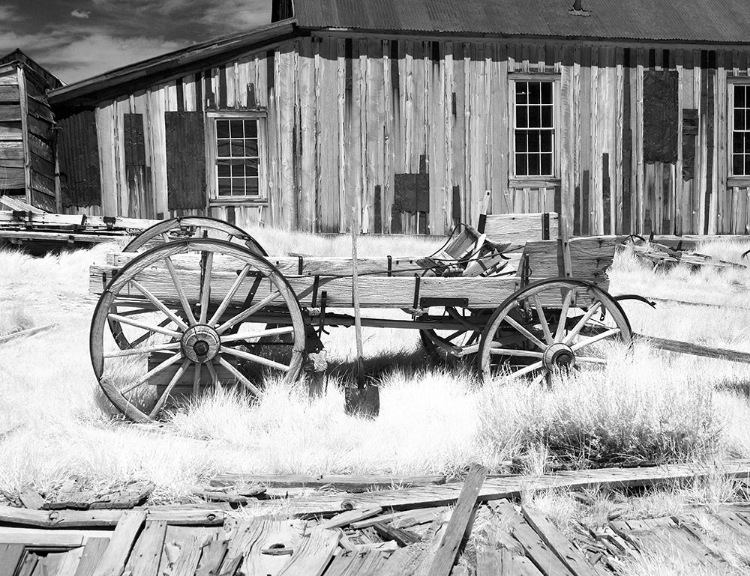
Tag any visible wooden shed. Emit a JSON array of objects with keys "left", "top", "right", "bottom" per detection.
[
  {"left": 0, "top": 50, "right": 61, "bottom": 212},
  {"left": 46, "top": 0, "right": 750, "bottom": 237}
]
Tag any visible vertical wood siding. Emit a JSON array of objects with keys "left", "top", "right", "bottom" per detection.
[{"left": 66, "top": 37, "right": 750, "bottom": 236}]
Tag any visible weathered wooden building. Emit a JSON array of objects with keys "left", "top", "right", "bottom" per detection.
[
  {"left": 46, "top": 0, "right": 750, "bottom": 236},
  {"left": 0, "top": 50, "right": 61, "bottom": 211}
]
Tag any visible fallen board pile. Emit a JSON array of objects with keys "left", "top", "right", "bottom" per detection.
[
  {"left": 0, "top": 463, "right": 749, "bottom": 575},
  {"left": 622, "top": 237, "right": 747, "bottom": 271},
  {"left": 0, "top": 196, "right": 158, "bottom": 248}
]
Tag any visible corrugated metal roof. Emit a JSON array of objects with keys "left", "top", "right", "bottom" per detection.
[{"left": 294, "top": 0, "right": 750, "bottom": 43}]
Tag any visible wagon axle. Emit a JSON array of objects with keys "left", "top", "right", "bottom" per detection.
[{"left": 182, "top": 325, "right": 221, "bottom": 363}]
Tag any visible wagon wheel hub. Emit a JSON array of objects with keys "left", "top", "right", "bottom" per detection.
[
  {"left": 182, "top": 325, "right": 221, "bottom": 363},
  {"left": 543, "top": 342, "right": 575, "bottom": 370}
]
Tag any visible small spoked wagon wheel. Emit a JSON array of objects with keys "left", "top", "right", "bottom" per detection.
[
  {"left": 90, "top": 238, "right": 305, "bottom": 423},
  {"left": 124, "top": 216, "right": 267, "bottom": 255},
  {"left": 110, "top": 217, "right": 267, "bottom": 350},
  {"left": 419, "top": 307, "right": 488, "bottom": 363},
  {"left": 478, "top": 278, "right": 631, "bottom": 383}
]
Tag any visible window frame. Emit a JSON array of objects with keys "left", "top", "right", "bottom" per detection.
[
  {"left": 205, "top": 110, "right": 268, "bottom": 204},
  {"left": 509, "top": 74, "right": 561, "bottom": 185},
  {"left": 728, "top": 78, "right": 750, "bottom": 186}
]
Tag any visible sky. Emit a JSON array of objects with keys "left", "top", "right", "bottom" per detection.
[{"left": 0, "top": 0, "right": 271, "bottom": 85}]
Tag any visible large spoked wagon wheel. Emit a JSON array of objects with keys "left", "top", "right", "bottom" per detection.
[
  {"left": 419, "top": 307, "right": 488, "bottom": 364},
  {"left": 124, "top": 216, "right": 267, "bottom": 255},
  {"left": 110, "top": 217, "right": 267, "bottom": 350},
  {"left": 90, "top": 238, "right": 305, "bottom": 423},
  {"left": 478, "top": 278, "right": 631, "bottom": 383}
]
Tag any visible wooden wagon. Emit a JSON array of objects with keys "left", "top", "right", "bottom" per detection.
[{"left": 89, "top": 206, "right": 631, "bottom": 422}]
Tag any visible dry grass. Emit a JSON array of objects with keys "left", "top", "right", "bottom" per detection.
[{"left": 0, "top": 232, "right": 750, "bottom": 508}]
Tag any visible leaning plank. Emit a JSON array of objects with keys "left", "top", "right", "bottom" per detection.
[
  {"left": 318, "top": 507, "right": 383, "bottom": 530},
  {"left": 276, "top": 527, "right": 340, "bottom": 576},
  {"left": 72, "top": 537, "right": 110, "bottom": 576},
  {"left": 521, "top": 506, "right": 599, "bottom": 576},
  {"left": 351, "top": 508, "right": 447, "bottom": 530},
  {"left": 425, "top": 464, "right": 487, "bottom": 576},
  {"left": 123, "top": 520, "right": 168, "bottom": 576},
  {"left": 211, "top": 474, "right": 446, "bottom": 492},
  {"left": 0, "top": 543, "right": 24, "bottom": 576},
  {"left": 638, "top": 334, "right": 750, "bottom": 365},
  {"left": 0, "top": 324, "right": 57, "bottom": 346},
  {"left": 91, "top": 510, "right": 147, "bottom": 576},
  {"left": 379, "top": 518, "right": 446, "bottom": 576}
]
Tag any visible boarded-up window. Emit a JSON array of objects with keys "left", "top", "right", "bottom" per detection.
[
  {"left": 165, "top": 111, "right": 206, "bottom": 210},
  {"left": 57, "top": 110, "right": 101, "bottom": 207},
  {"left": 643, "top": 71, "right": 679, "bottom": 163}
]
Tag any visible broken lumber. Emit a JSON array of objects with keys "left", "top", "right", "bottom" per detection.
[
  {"left": 0, "top": 324, "right": 56, "bottom": 345},
  {"left": 638, "top": 334, "right": 750, "bottom": 364}
]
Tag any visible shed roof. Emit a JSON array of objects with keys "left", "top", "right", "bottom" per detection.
[{"left": 294, "top": 0, "right": 750, "bottom": 43}]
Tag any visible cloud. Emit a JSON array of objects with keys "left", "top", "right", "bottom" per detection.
[{"left": 70, "top": 9, "right": 91, "bottom": 19}]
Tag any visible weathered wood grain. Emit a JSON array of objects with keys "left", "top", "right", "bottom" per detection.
[
  {"left": 91, "top": 510, "right": 147, "bottom": 576},
  {"left": 276, "top": 527, "right": 339, "bottom": 576}
]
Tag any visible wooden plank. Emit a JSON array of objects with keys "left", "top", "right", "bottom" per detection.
[
  {"left": 276, "top": 527, "right": 339, "bottom": 576},
  {"left": 379, "top": 518, "right": 446, "bottom": 576},
  {"left": 425, "top": 464, "right": 486, "bottom": 576},
  {"left": 72, "top": 538, "right": 110, "bottom": 576},
  {"left": 0, "top": 544, "right": 24, "bottom": 576},
  {"left": 91, "top": 510, "right": 147, "bottom": 576},
  {"left": 351, "top": 507, "right": 447, "bottom": 530},
  {"left": 123, "top": 520, "right": 168, "bottom": 576},
  {"left": 211, "top": 474, "right": 445, "bottom": 492},
  {"left": 521, "top": 506, "right": 599, "bottom": 576},
  {"left": 0, "top": 507, "right": 123, "bottom": 528},
  {"left": 318, "top": 507, "right": 383, "bottom": 530},
  {"left": 637, "top": 334, "right": 750, "bottom": 364},
  {"left": 484, "top": 212, "right": 560, "bottom": 243},
  {"left": 242, "top": 518, "right": 305, "bottom": 576},
  {"left": 47, "top": 548, "right": 84, "bottom": 576},
  {"left": 492, "top": 502, "right": 574, "bottom": 576},
  {"left": 298, "top": 39, "right": 315, "bottom": 232},
  {"left": 0, "top": 528, "right": 95, "bottom": 547}
]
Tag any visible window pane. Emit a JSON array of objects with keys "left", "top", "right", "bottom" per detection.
[
  {"left": 745, "top": 155, "right": 750, "bottom": 176},
  {"left": 231, "top": 160, "right": 245, "bottom": 177},
  {"left": 245, "top": 139, "right": 258, "bottom": 157},
  {"left": 736, "top": 110, "right": 745, "bottom": 131},
  {"left": 540, "top": 131, "right": 553, "bottom": 153},
  {"left": 246, "top": 177, "right": 259, "bottom": 195},
  {"left": 529, "top": 106, "right": 541, "bottom": 128},
  {"left": 541, "top": 153, "right": 553, "bottom": 175},
  {"left": 734, "top": 133, "right": 745, "bottom": 154},
  {"left": 745, "top": 133, "right": 750, "bottom": 153},
  {"left": 230, "top": 120, "right": 244, "bottom": 138},
  {"left": 246, "top": 158, "right": 259, "bottom": 176},
  {"left": 541, "top": 82, "right": 553, "bottom": 103},
  {"left": 516, "top": 132, "right": 527, "bottom": 153},
  {"left": 529, "top": 82, "right": 541, "bottom": 104},
  {"left": 231, "top": 142, "right": 244, "bottom": 157},
  {"left": 218, "top": 177, "right": 231, "bottom": 196},
  {"left": 516, "top": 82, "right": 528, "bottom": 105},
  {"left": 217, "top": 160, "right": 231, "bottom": 177},
  {"left": 232, "top": 177, "right": 245, "bottom": 195},
  {"left": 217, "top": 139, "right": 230, "bottom": 157},
  {"left": 516, "top": 154, "right": 528, "bottom": 176},
  {"left": 245, "top": 120, "right": 258, "bottom": 137},
  {"left": 517, "top": 107, "right": 528, "bottom": 128},
  {"left": 529, "top": 154, "right": 540, "bottom": 175},
  {"left": 542, "top": 106, "right": 553, "bottom": 128},
  {"left": 528, "top": 132, "right": 540, "bottom": 153},
  {"left": 217, "top": 120, "right": 230, "bottom": 138},
  {"left": 737, "top": 85, "right": 746, "bottom": 108}
]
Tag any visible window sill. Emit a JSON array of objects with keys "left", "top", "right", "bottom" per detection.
[
  {"left": 728, "top": 177, "right": 750, "bottom": 188},
  {"left": 509, "top": 178, "right": 561, "bottom": 188},
  {"left": 210, "top": 198, "right": 268, "bottom": 206}
]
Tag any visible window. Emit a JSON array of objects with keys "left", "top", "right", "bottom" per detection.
[
  {"left": 512, "top": 80, "right": 556, "bottom": 178},
  {"left": 732, "top": 84, "right": 750, "bottom": 177},
  {"left": 208, "top": 113, "right": 265, "bottom": 201}
]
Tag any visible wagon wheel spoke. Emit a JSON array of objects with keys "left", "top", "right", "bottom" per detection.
[
  {"left": 554, "top": 288, "right": 576, "bottom": 342},
  {"left": 216, "top": 290, "right": 283, "bottom": 334},
  {"left": 121, "top": 352, "right": 183, "bottom": 395},
  {"left": 576, "top": 356, "right": 607, "bottom": 365},
  {"left": 130, "top": 279, "right": 189, "bottom": 330},
  {"left": 216, "top": 356, "right": 262, "bottom": 395},
  {"left": 165, "top": 256, "right": 198, "bottom": 326},
  {"left": 149, "top": 360, "right": 190, "bottom": 419},
  {"left": 127, "top": 318, "right": 176, "bottom": 348},
  {"left": 221, "top": 326, "right": 295, "bottom": 344},
  {"left": 489, "top": 347, "right": 544, "bottom": 359},
  {"left": 104, "top": 342, "right": 181, "bottom": 359},
  {"left": 206, "top": 360, "right": 219, "bottom": 387},
  {"left": 208, "top": 264, "right": 251, "bottom": 326},
  {"left": 220, "top": 345, "right": 292, "bottom": 373},
  {"left": 530, "top": 371, "right": 547, "bottom": 387},
  {"left": 510, "top": 361, "right": 545, "bottom": 379},
  {"left": 571, "top": 328, "right": 622, "bottom": 352},
  {"left": 198, "top": 250, "right": 214, "bottom": 324},
  {"left": 107, "top": 313, "right": 181, "bottom": 339},
  {"left": 563, "top": 301, "right": 602, "bottom": 345},
  {"left": 533, "top": 295, "right": 554, "bottom": 345},
  {"left": 502, "top": 314, "right": 547, "bottom": 351},
  {"left": 192, "top": 362, "right": 202, "bottom": 395}
]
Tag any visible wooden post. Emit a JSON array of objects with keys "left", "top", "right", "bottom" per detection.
[{"left": 344, "top": 206, "right": 380, "bottom": 418}]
